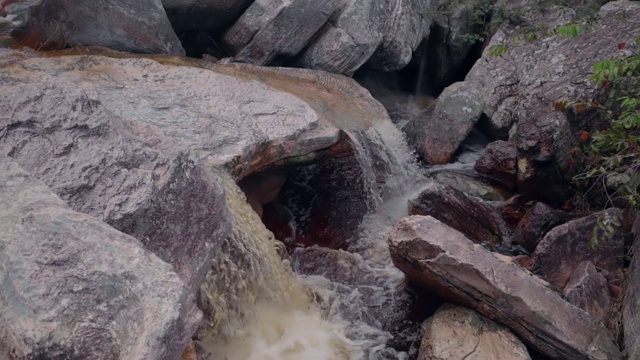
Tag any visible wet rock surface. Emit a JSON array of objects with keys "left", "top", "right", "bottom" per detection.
[
  {"left": 563, "top": 261, "right": 611, "bottom": 322},
  {"left": 418, "top": 304, "right": 531, "bottom": 360},
  {"left": 530, "top": 208, "right": 625, "bottom": 289},
  {"left": 409, "top": 184, "right": 510, "bottom": 250},
  {"left": 403, "top": 81, "right": 484, "bottom": 164},
  {"left": 513, "top": 202, "right": 571, "bottom": 253},
  {"left": 0, "top": 157, "right": 196, "bottom": 360},
  {"left": 4, "top": 0, "right": 184, "bottom": 55},
  {"left": 389, "top": 215, "right": 622, "bottom": 360}
]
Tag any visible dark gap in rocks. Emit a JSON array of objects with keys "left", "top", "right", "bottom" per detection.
[{"left": 178, "top": 30, "right": 230, "bottom": 59}]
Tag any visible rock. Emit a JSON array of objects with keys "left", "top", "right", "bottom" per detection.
[
  {"left": 388, "top": 215, "right": 622, "bottom": 360},
  {"left": 367, "top": 0, "right": 432, "bottom": 71},
  {"left": 418, "top": 304, "right": 531, "bottom": 360},
  {"left": 464, "top": 0, "right": 640, "bottom": 204},
  {"left": 474, "top": 140, "right": 517, "bottom": 190},
  {"left": 563, "top": 262, "right": 610, "bottom": 322},
  {"left": 530, "top": 208, "right": 625, "bottom": 289},
  {"left": 161, "top": 0, "right": 253, "bottom": 31},
  {"left": 5, "top": 0, "right": 184, "bottom": 55},
  {"left": 513, "top": 202, "right": 571, "bottom": 253},
  {"left": 0, "top": 157, "right": 197, "bottom": 359},
  {"left": 293, "top": 0, "right": 390, "bottom": 75},
  {"left": 431, "top": 170, "right": 507, "bottom": 201},
  {"left": 624, "top": 214, "right": 640, "bottom": 360},
  {"left": 224, "top": 0, "right": 342, "bottom": 66},
  {"left": 403, "top": 81, "right": 484, "bottom": 164},
  {"left": 409, "top": 183, "right": 510, "bottom": 250}
]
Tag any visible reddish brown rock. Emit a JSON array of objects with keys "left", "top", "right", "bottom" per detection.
[
  {"left": 409, "top": 183, "right": 510, "bottom": 250},
  {"left": 388, "top": 215, "right": 622, "bottom": 360},
  {"left": 474, "top": 140, "right": 517, "bottom": 190},
  {"left": 530, "top": 208, "right": 625, "bottom": 289},
  {"left": 563, "top": 261, "right": 610, "bottom": 322},
  {"left": 514, "top": 202, "right": 571, "bottom": 253},
  {"left": 5, "top": 0, "right": 184, "bottom": 54}
]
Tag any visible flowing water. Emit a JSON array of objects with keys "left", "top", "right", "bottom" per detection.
[{"left": 198, "top": 106, "right": 437, "bottom": 358}]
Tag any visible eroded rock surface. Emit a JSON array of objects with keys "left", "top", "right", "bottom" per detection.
[
  {"left": 513, "top": 202, "right": 571, "bottom": 253},
  {"left": 418, "top": 304, "right": 531, "bottom": 360},
  {"left": 403, "top": 81, "right": 484, "bottom": 164},
  {"left": 4, "top": 0, "right": 184, "bottom": 54},
  {"left": 0, "top": 157, "right": 197, "bottom": 360},
  {"left": 530, "top": 208, "right": 625, "bottom": 289},
  {"left": 474, "top": 140, "right": 517, "bottom": 191},
  {"left": 389, "top": 215, "right": 621, "bottom": 360},
  {"left": 563, "top": 261, "right": 610, "bottom": 322}
]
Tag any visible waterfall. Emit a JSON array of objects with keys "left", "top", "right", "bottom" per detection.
[{"left": 196, "top": 170, "right": 353, "bottom": 360}]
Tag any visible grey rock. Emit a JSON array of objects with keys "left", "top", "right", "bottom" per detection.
[
  {"left": 431, "top": 170, "right": 506, "bottom": 201},
  {"left": 624, "top": 214, "right": 640, "bottom": 360},
  {"left": 294, "top": 0, "right": 392, "bottom": 75},
  {"left": 367, "top": 0, "right": 432, "bottom": 71},
  {"left": 161, "top": 0, "right": 253, "bottom": 31},
  {"left": 530, "top": 208, "right": 625, "bottom": 289},
  {"left": 408, "top": 183, "right": 510, "bottom": 249},
  {"left": 0, "top": 157, "right": 197, "bottom": 360},
  {"left": 464, "top": 0, "right": 640, "bottom": 203},
  {"left": 513, "top": 202, "right": 571, "bottom": 253},
  {"left": 403, "top": 81, "right": 484, "bottom": 164},
  {"left": 419, "top": 304, "right": 531, "bottom": 360},
  {"left": 226, "top": 0, "right": 342, "bottom": 66},
  {"left": 563, "top": 261, "right": 611, "bottom": 322},
  {"left": 6, "top": 0, "right": 184, "bottom": 55},
  {"left": 389, "top": 215, "right": 622, "bottom": 360}
]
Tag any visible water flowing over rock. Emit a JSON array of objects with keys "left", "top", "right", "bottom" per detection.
[
  {"left": 462, "top": 0, "right": 640, "bottom": 203},
  {"left": 530, "top": 208, "right": 625, "bottom": 289},
  {"left": 403, "top": 81, "right": 484, "bottom": 164},
  {"left": 196, "top": 171, "right": 351, "bottom": 359},
  {"left": 624, "top": 215, "right": 640, "bottom": 360},
  {"left": 563, "top": 261, "right": 611, "bottom": 322},
  {"left": 161, "top": 0, "right": 253, "bottom": 31},
  {"left": 418, "top": 304, "right": 531, "bottom": 360},
  {"left": 4, "top": 0, "right": 184, "bottom": 55},
  {"left": 388, "top": 215, "right": 622, "bottom": 360},
  {"left": 0, "top": 157, "right": 196, "bottom": 360},
  {"left": 408, "top": 183, "right": 510, "bottom": 250}
]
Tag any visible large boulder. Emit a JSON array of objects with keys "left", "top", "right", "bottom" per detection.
[
  {"left": 161, "top": 0, "right": 253, "bottom": 32},
  {"left": 418, "top": 304, "right": 531, "bottom": 360},
  {"left": 624, "top": 214, "right": 640, "bottom": 360},
  {"left": 4, "top": 0, "right": 184, "bottom": 55},
  {"left": 463, "top": 0, "right": 640, "bottom": 203},
  {"left": 223, "top": 0, "right": 342, "bottom": 65},
  {"left": 409, "top": 183, "right": 510, "bottom": 250},
  {"left": 530, "top": 208, "right": 625, "bottom": 289},
  {"left": 0, "top": 157, "right": 197, "bottom": 359},
  {"left": 366, "top": 0, "right": 432, "bottom": 71},
  {"left": 293, "top": 0, "right": 390, "bottom": 75},
  {"left": 389, "top": 215, "right": 622, "bottom": 360},
  {"left": 403, "top": 81, "right": 484, "bottom": 164}
]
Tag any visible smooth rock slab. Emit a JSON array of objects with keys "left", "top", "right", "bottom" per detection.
[
  {"left": 418, "top": 304, "right": 531, "bottom": 360},
  {"left": 389, "top": 215, "right": 621, "bottom": 360},
  {"left": 0, "top": 157, "right": 196, "bottom": 360},
  {"left": 563, "top": 261, "right": 610, "bottom": 322},
  {"left": 5, "top": 0, "right": 184, "bottom": 55}
]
